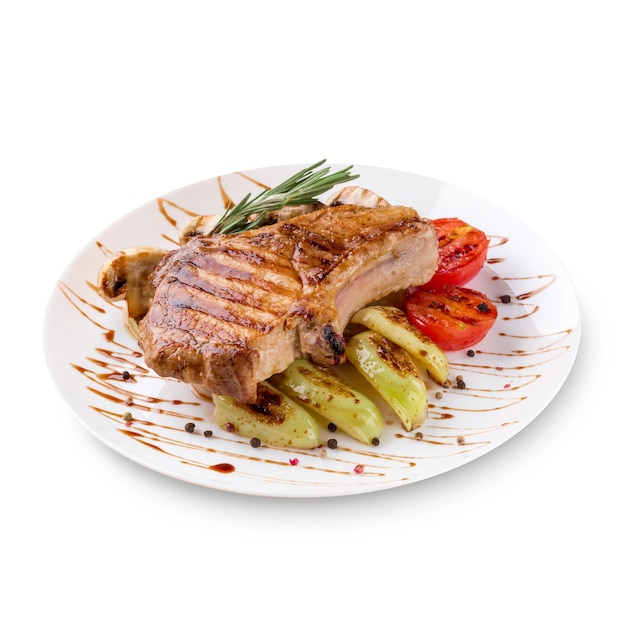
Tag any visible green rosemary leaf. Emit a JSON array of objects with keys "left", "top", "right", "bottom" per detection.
[{"left": 210, "top": 159, "right": 360, "bottom": 235}]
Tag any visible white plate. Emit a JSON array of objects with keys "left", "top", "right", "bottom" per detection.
[{"left": 43, "top": 163, "right": 581, "bottom": 497}]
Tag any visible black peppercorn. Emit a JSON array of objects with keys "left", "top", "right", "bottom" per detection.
[
  {"left": 327, "top": 438, "right": 338, "bottom": 449},
  {"left": 184, "top": 422, "right": 195, "bottom": 433}
]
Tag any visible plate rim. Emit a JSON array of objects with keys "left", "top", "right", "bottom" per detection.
[{"left": 42, "top": 162, "right": 582, "bottom": 497}]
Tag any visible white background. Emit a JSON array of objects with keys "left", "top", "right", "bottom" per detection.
[{"left": 2, "top": 1, "right": 624, "bottom": 624}]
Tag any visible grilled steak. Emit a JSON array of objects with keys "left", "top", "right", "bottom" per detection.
[{"left": 138, "top": 203, "right": 438, "bottom": 403}]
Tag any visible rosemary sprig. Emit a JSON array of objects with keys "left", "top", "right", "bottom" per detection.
[{"left": 210, "top": 159, "right": 360, "bottom": 235}]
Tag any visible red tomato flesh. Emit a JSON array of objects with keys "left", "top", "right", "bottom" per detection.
[
  {"left": 423, "top": 218, "right": 489, "bottom": 289},
  {"left": 406, "top": 285, "right": 498, "bottom": 352}
]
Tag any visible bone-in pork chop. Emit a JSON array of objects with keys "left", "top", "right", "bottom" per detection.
[{"left": 138, "top": 203, "right": 438, "bottom": 403}]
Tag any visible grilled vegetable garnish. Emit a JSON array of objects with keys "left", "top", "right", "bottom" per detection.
[
  {"left": 351, "top": 306, "right": 450, "bottom": 385},
  {"left": 96, "top": 246, "right": 168, "bottom": 321},
  {"left": 346, "top": 331, "right": 429, "bottom": 432},
  {"left": 213, "top": 382, "right": 320, "bottom": 449},
  {"left": 406, "top": 285, "right": 498, "bottom": 352},
  {"left": 271, "top": 359, "right": 384, "bottom": 445},
  {"left": 421, "top": 217, "right": 489, "bottom": 289}
]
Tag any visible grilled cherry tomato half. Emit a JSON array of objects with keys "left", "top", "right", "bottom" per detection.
[
  {"left": 423, "top": 218, "right": 489, "bottom": 289},
  {"left": 405, "top": 284, "right": 497, "bottom": 352}
]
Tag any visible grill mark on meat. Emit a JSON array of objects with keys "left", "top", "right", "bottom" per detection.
[
  {"left": 146, "top": 249, "right": 301, "bottom": 341},
  {"left": 283, "top": 223, "right": 347, "bottom": 286},
  {"left": 172, "top": 295, "right": 275, "bottom": 334},
  {"left": 149, "top": 301, "right": 254, "bottom": 346},
  {"left": 157, "top": 278, "right": 292, "bottom": 336},
  {"left": 139, "top": 203, "right": 439, "bottom": 403},
  {"left": 167, "top": 261, "right": 298, "bottom": 312},
  {"left": 184, "top": 248, "right": 294, "bottom": 285},
  {"left": 196, "top": 240, "right": 276, "bottom": 266},
  {"left": 285, "top": 215, "right": 417, "bottom": 287},
  {"left": 281, "top": 222, "right": 344, "bottom": 254},
  {"left": 155, "top": 240, "right": 304, "bottom": 340}
]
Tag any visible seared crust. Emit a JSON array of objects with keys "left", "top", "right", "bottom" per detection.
[{"left": 138, "top": 204, "right": 438, "bottom": 403}]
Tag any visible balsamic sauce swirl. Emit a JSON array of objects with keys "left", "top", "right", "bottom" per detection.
[{"left": 56, "top": 175, "right": 574, "bottom": 487}]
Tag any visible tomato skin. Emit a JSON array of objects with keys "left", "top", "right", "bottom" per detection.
[
  {"left": 423, "top": 218, "right": 489, "bottom": 289},
  {"left": 405, "top": 285, "right": 498, "bottom": 352}
]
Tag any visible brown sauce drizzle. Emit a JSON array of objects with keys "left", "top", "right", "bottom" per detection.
[
  {"left": 89, "top": 349, "right": 149, "bottom": 375},
  {"left": 101, "top": 328, "right": 142, "bottom": 357},
  {"left": 120, "top": 429, "right": 235, "bottom": 474},
  {"left": 488, "top": 234, "right": 509, "bottom": 248},
  {"left": 58, "top": 282, "right": 107, "bottom": 320},
  {"left": 60, "top": 204, "right": 575, "bottom": 486},
  {"left": 96, "top": 241, "right": 115, "bottom": 257},
  {"left": 157, "top": 197, "right": 199, "bottom": 229},
  {"left": 161, "top": 233, "right": 180, "bottom": 247},
  {"left": 491, "top": 273, "right": 557, "bottom": 300},
  {"left": 217, "top": 176, "right": 234, "bottom": 209},
  {"left": 72, "top": 363, "right": 201, "bottom": 413},
  {"left": 218, "top": 171, "right": 270, "bottom": 210},
  {"left": 234, "top": 171, "right": 271, "bottom": 190}
]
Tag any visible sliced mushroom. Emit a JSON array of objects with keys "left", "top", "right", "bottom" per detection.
[
  {"left": 324, "top": 185, "right": 391, "bottom": 208},
  {"left": 178, "top": 215, "right": 220, "bottom": 245},
  {"left": 97, "top": 246, "right": 168, "bottom": 320}
]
